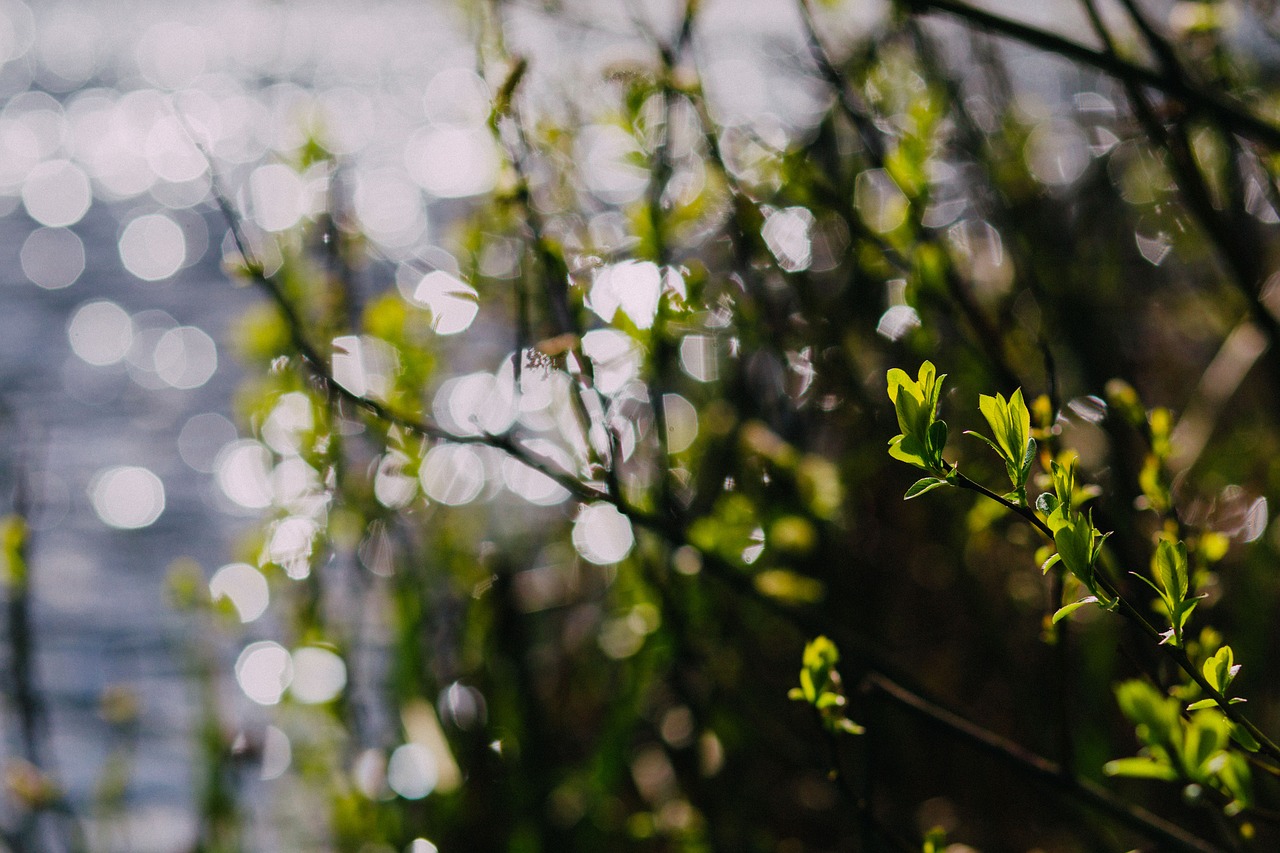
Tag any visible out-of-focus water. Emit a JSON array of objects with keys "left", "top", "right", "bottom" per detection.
[{"left": 0, "top": 1, "right": 878, "bottom": 847}]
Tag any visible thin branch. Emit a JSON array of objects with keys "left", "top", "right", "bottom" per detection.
[
  {"left": 865, "top": 672, "right": 1223, "bottom": 853},
  {"left": 909, "top": 0, "right": 1280, "bottom": 152}
]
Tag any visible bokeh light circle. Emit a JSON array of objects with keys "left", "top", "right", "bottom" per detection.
[
  {"left": 571, "top": 502, "right": 635, "bottom": 565},
  {"left": 22, "top": 159, "right": 91, "bottom": 227},
  {"left": 119, "top": 213, "right": 186, "bottom": 281},
  {"left": 235, "top": 641, "right": 293, "bottom": 706},
  {"left": 90, "top": 465, "right": 165, "bottom": 530},
  {"left": 21, "top": 227, "right": 84, "bottom": 289}
]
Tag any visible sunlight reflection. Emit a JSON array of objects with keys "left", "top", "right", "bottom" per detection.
[
  {"left": 419, "top": 443, "right": 485, "bottom": 506},
  {"left": 268, "top": 515, "right": 319, "bottom": 579},
  {"left": 215, "top": 439, "right": 275, "bottom": 510},
  {"left": 209, "top": 562, "right": 269, "bottom": 623},
  {"left": 154, "top": 326, "right": 218, "bottom": 390},
  {"left": 502, "top": 440, "right": 572, "bottom": 506},
  {"left": 119, "top": 212, "right": 185, "bottom": 281},
  {"left": 408, "top": 270, "right": 478, "bottom": 335},
  {"left": 571, "top": 501, "right": 634, "bottom": 565},
  {"left": 387, "top": 743, "right": 437, "bottom": 800},
  {"left": 662, "top": 393, "right": 697, "bottom": 454},
  {"left": 290, "top": 647, "right": 347, "bottom": 704},
  {"left": 22, "top": 158, "right": 90, "bottom": 227},
  {"left": 589, "top": 260, "right": 661, "bottom": 330},
  {"left": 175, "top": 412, "right": 235, "bottom": 471},
  {"left": 260, "top": 724, "right": 292, "bottom": 780},
  {"left": 21, "top": 226, "right": 83, "bottom": 289},
  {"left": 235, "top": 641, "right": 293, "bottom": 706},
  {"left": 404, "top": 127, "right": 497, "bottom": 198},
  {"left": 90, "top": 466, "right": 165, "bottom": 530},
  {"left": 249, "top": 162, "right": 306, "bottom": 232},
  {"left": 581, "top": 329, "right": 640, "bottom": 395},
  {"left": 68, "top": 300, "right": 132, "bottom": 366}
]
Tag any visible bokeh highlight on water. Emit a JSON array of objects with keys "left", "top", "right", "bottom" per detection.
[{"left": 0, "top": 0, "right": 944, "bottom": 847}]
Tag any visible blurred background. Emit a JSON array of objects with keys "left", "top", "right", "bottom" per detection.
[{"left": 4, "top": 0, "right": 1280, "bottom": 850}]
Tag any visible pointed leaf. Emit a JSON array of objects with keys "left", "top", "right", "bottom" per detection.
[
  {"left": 1021, "top": 436, "right": 1037, "bottom": 472},
  {"left": 836, "top": 718, "right": 865, "bottom": 735},
  {"left": 904, "top": 477, "right": 949, "bottom": 500},
  {"left": 1053, "top": 515, "right": 1094, "bottom": 583},
  {"left": 1229, "top": 722, "right": 1261, "bottom": 753},
  {"left": 927, "top": 419, "right": 948, "bottom": 462},
  {"left": 1052, "top": 596, "right": 1099, "bottom": 623},
  {"left": 1154, "top": 539, "right": 1188, "bottom": 602},
  {"left": 885, "top": 368, "right": 911, "bottom": 405},
  {"left": 1103, "top": 757, "right": 1179, "bottom": 780},
  {"left": 888, "top": 435, "right": 929, "bottom": 469},
  {"left": 1204, "top": 646, "right": 1235, "bottom": 694}
]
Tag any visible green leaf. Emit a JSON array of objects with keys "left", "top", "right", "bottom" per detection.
[
  {"left": 1052, "top": 596, "right": 1098, "bottom": 623},
  {"left": 1229, "top": 722, "right": 1261, "bottom": 753},
  {"left": 1154, "top": 539, "right": 1189, "bottom": 603},
  {"left": 1053, "top": 514, "right": 1095, "bottom": 584},
  {"left": 836, "top": 718, "right": 865, "bottom": 735},
  {"left": 888, "top": 434, "right": 929, "bottom": 469},
  {"left": 798, "top": 669, "right": 816, "bottom": 703},
  {"left": 886, "top": 367, "right": 913, "bottom": 406},
  {"left": 1187, "top": 698, "right": 1217, "bottom": 711},
  {"left": 1203, "top": 646, "right": 1237, "bottom": 694},
  {"left": 1035, "top": 492, "right": 1058, "bottom": 515},
  {"left": 1103, "top": 757, "right": 1179, "bottom": 781},
  {"left": 904, "top": 477, "right": 949, "bottom": 499},
  {"left": 927, "top": 419, "right": 948, "bottom": 462},
  {"left": 815, "top": 692, "right": 844, "bottom": 710},
  {"left": 1115, "top": 680, "right": 1180, "bottom": 744}
]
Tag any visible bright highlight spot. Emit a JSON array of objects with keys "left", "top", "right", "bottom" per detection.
[
  {"left": 154, "top": 326, "right": 218, "bottom": 390},
  {"left": 209, "top": 562, "right": 269, "bottom": 623},
  {"left": 419, "top": 444, "right": 485, "bottom": 506},
  {"left": 260, "top": 725, "right": 292, "bottom": 781},
  {"left": 572, "top": 502, "right": 635, "bottom": 565},
  {"left": 663, "top": 393, "right": 698, "bottom": 454},
  {"left": 68, "top": 300, "right": 133, "bottom": 366},
  {"left": 91, "top": 466, "right": 165, "bottom": 530},
  {"left": 22, "top": 159, "right": 91, "bottom": 227},
  {"left": 119, "top": 213, "right": 185, "bottom": 281},
  {"left": 502, "top": 440, "right": 571, "bottom": 506},
  {"left": 581, "top": 329, "right": 640, "bottom": 395},
  {"left": 215, "top": 440, "right": 274, "bottom": 510},
  {"left": 290, "top": 647, "right": 347, "bottom": 704},
  {"left": 405, "top": 127, "right": 497, "bottom": 198},
  {"left": 589, "top": 260, "right": 662, "bottom": 330},
  {"left": 235, "top": 641, "right": 293, "bottom": 706},
  {"left": 249, "top": 163, "right": 305, "bottom": 232},
  {"left": 21, "top": 227, "right": 84, "bottom": 289},
  {"left": 411, "top": 271, "right": 478, "bottom": 335},
  {"left": 387, "top": 743, "right": 438, "bottom": 800}
]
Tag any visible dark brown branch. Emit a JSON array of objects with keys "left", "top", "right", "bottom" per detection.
[
  {"left": 866, "top": 672, "right": 1224, "bottom": 853},
  {"left": 909, "top": 0, "right": 1280, "bottom": 152}
]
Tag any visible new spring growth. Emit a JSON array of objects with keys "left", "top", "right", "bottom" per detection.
[
  {"left": 1035, "top": 457, "right": 1114, "bottom": 623},
  {"left": 886, "top": 361, "right": 954, "bottom": 498},
  {"left": 788, "top": 636, "right": 864, "bottom": 736},
  {"left": 1106, "top": 679, "right": 1253, "bottom": 815},
  {"left": 1132, "top": 539, "right": 1204, "bottom": 647},
  {"left": 967, "top": 388, "right": 1035, "bottom": 504}
]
